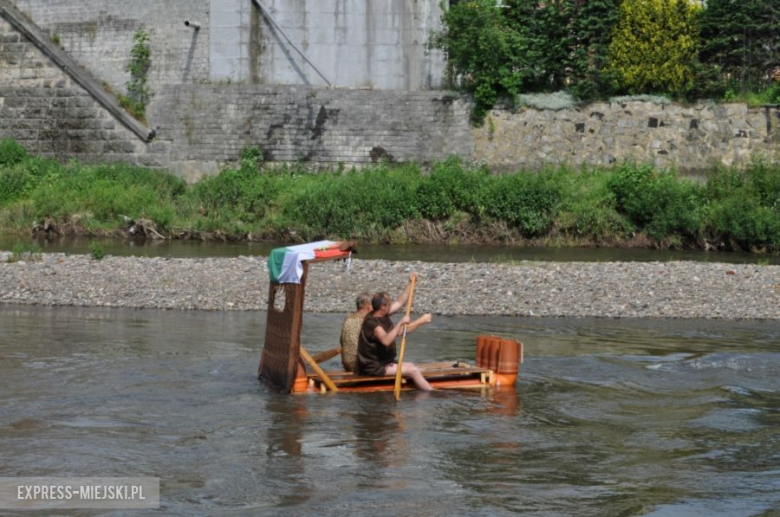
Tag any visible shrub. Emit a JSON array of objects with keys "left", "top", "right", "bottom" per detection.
[
  {"left": 607, "top": 163, "right": 704, "bottom": 240},
  {"left": 416, "top": 177, "right": 455, "bottom": 220},
  {"left": 240, "top": 146, "right": 265, "bottom": 172},
  {"left": 89, "top": 242, "right": 105, "bottom": 260},
  {"left": 123, "top": 28, "right": 151, "bottom": 121},
  {"left": 191, "top": 165, "right": 278, "bottom": 223},
  {"left": 416, "top": 157, "right": 489, "bottom": 220},
  {"left": 607, "top": 0, "right": 701, "bottom": 97},
  {"left": 707, "top": 197, "right": 779, "bottom": 251},
  {"left": 557, "top": 169, "right": 635, "bottom": 239},
  {"left": 0, "top": 166, "right": 32, "bottom": 206},
  {"left": 704, "top": 163, "right": 780, "bottom": 251},
  {"left": 0, "top": 139, "right": 28, "bottom": 166},
  {"left": 281, "top": 166, "right": 420, "bottom": 239},
  {"left": 485, "top": 170, "right": 564, "bottom": 236}
]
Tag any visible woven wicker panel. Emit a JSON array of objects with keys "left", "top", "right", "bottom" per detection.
[{"left": 258, "top": 275, "right": 307, "bottom": 392}]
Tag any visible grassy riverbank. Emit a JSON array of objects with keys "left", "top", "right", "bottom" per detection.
[{"left": 0, "top": 140, "right": 778, "bottom": 253}]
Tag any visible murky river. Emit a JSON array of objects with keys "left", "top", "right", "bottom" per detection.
[
  {"left": 1, "top": 306, "right": 779, "bottom": 516},
  {"left": 2, "top": 235, "right": 779, "bottom": 265}
]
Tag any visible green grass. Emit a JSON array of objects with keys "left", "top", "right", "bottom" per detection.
[
  {"left": 6, "top": 243, "right": 42, "bottom": 263},
  {"left": 89, "top": 242, "right": 105, "bottom": 260},
  {"left": 722, "top": 84, "right": 780, "bottom": 107},
  {"left": 0, "top": 138, "right": 778, "bottom": 253}
]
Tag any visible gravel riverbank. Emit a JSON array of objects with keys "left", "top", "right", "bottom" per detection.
[{"left": 1, "top": 253, "right": 778, "bottom": 319}]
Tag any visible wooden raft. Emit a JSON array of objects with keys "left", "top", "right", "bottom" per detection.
[{"left": 306, "top": 361, "right": 494, "bottom": 393}]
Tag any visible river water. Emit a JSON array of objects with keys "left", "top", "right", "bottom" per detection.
[
  {"left": 1, "top": 306, "right": 779, "bottom": 516},
  {"left": 2, "top": 236, "right": 779, "bottom": 265}
]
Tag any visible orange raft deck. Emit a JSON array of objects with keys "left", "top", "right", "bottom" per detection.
[{"left": 295, "top": 336, "right": 523, "bottom": 394}]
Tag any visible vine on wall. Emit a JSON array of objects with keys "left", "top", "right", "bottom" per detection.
[{"left": 119, "top": 28, "right": 151, "bottom": 123}]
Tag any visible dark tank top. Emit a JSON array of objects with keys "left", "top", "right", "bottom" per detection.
[{"left": 357, "top": 314, "right": 396, "bottom": 376}]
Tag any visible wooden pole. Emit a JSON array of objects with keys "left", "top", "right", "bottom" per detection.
[
  {"left": 309, "top": 346, "right": 341, "bottom": 364},
  {"left": 394, "top": 276, "right": 416, "bottom": 401},
  {"left": 300, "top": 346, "right": 339, "bottom": 393}
]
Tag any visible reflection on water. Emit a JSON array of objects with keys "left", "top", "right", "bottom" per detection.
[
  {"left": 0, "top": 306, "right": 779, "bottom": 515},
  {"left": 2, "top": 235, "right": 778, "bottom": 264}
]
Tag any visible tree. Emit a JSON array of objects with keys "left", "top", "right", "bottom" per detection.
[
  {"left": 699, "top": 0, "right": 780, "bottom": 92},
  {"left": 503, "top": 0, "right": 575, "bottom": 92},
  {"left": 430, "top": 0, "right": 527, "bottom": 124},
  {"left": 606, "top": 0, "right": 701, "bottom": 97},
  {"left": 568, "top": 0, "right": 620, "bottom": 100}
]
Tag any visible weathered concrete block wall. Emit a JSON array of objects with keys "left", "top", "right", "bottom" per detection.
[
  {"left": 253, "top": 0, "right": 446, "bottom": 90},
  {"left": 14, "top": 0, "right": 445, "bottom": 92},
  {"left": 147, "top": 85, "right": 473, "bottom": 181},
  {"left": 0, "top": 15, "right": 160, "bottom": 165},
  {"left": 476, "top": 101, "right": 780, "bottom": 172},
  {"left": 209, "top": 0, "right": 255, "bottom": 84},
  {"left": 12, "top": 0, "right": 210, "bottom": 93}
]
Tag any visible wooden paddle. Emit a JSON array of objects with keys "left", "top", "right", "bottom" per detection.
[{"left": 393, "top": 275, "right": 416, "bottom": 401}]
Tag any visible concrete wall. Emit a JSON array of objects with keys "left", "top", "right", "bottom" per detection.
[
  {"left": 251, "top": 0, "right": 446, "bottom": 90},
  {"left": 147, "top": 85, "right": 473, "bottom": 181},
  {"left": 209, "top": 0, "right": 255, "bottom": 84},
  {"left": 13, "top": 0, "right": 446, "bottom": 92},
  {"left": 13, "top": 0, "right": 211, "bottom": 93},
  {"left": 476, "top": 102, "right": 780, "bottom": 173}
]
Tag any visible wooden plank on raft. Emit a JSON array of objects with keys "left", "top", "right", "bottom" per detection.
[
  {"left": 300, "top": 346, "right": 339, "bottom": 392},
  {"left": 309, "top": 366, "right": 491, "bottom": 388},
  {"left": 309, "top": 366, "right": 490, "bottom": 380},
  {"left": 418, "top": 361, "right": 472, "bottom": 371}
]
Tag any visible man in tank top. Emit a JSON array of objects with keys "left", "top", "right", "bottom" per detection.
[{"left": 357, "top": 274, "right": 433, "bottom": 390}]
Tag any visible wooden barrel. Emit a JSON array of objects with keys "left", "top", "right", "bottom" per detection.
[
  {"left": 475, "top": 334, "right": 520, "bottom": 374},
  {"left": 476, "top": 335, "right": 487, "bottom": 368},
  {"left": 496, "top": 338, "right": 520, "bottom": 374}
]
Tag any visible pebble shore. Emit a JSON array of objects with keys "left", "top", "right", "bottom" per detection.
[{"left": 1, "top": 253, "right": 778, "bottom": 320}]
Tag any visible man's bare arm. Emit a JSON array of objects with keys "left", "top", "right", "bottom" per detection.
[
  {"left": 373, "top": 316, "right": 410, "bottom": 346},
  {"left": 405, "top": 313, "right": 432, "bottom": 334},
  {"left": 389, "top": 273, "right": 417, "bottom": 314}
]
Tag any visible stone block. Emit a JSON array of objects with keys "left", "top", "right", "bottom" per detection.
[
  {"left": 103, "top": 140, "right": 138, "bottom": 153},
  {"left": 4, "top": 97, "right": 26, "bottom": 108}
]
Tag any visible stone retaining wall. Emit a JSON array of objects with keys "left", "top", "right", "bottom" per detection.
[{"left": 477, "top": 101, "right": 780, "bottom": 173}]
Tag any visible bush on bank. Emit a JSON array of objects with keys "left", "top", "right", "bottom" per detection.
[{"left": 0, "top": 139, "right": 777, "bottom": 253}]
